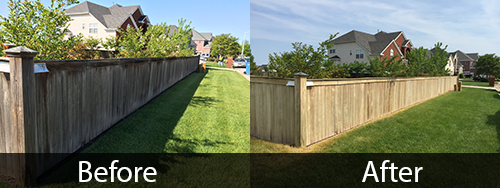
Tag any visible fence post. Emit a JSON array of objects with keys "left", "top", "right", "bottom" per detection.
[
  {"left": 293, "top": 72, "right": 308, "bottom": 147},
  {"left": 4, "top": 46, "right": 38, "bottom": 185}
]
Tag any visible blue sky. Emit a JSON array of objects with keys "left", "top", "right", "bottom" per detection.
[
  {"left": 0, "top": 0, "right": 250, "bottom": 45},
  {"left": 251, "top": 0, "right": 500, "bottom": 65}
]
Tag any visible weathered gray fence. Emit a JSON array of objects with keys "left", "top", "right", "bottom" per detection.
[
  {"left": 0, "top": 46, "right": 199, "bottom": 184},
  {"left": 251, "top": 73, "right": 458, "bottom": 147}
]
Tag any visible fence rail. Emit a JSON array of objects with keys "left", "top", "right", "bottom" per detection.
[
  {"left": 251, "top": 74, "right": 458, "bottom": 147},
  {"left": 0, "top": 46, "right": 199, "bottom": 184}
]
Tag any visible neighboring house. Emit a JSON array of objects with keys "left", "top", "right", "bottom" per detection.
[
  {"left": 329, "top": 30, "right": 413, "bottom": 65},
  {"left": 65, "top": 1, "right": 151, "bottom": 39},
  {"left": 451, "top": 50, "right": 478, "bottom": 77},
  {"left": 167, "top": 25, "right": 197, "bottom": 54},
  {"left": 191, "top": 30, "right": 212, "bottom": 56}
]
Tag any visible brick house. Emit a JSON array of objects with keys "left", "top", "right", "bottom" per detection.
[
  {"left": 65, "top": 1, "right": 151, "bottom": 39},
  {"left": 191, "top": 30, "right": 212, "bottom": 56},
  {"left": 451, "top": 50, "right": 478, "bottom": 77},
  {"left": 328, "top": 30, "right": 413, "bottom": 65}
]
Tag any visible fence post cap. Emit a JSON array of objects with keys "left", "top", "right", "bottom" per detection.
[
  {"left": 4, "top": 46, "right": 39, "bottom": 57},
  {"left": 293, "top": 72, "right": 308, "bottom": 77}
]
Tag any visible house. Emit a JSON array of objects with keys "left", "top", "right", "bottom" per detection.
[
  {"left": 191, "top": 30, "right": 212, "bottom": 56},
  {"left": 446, "top": 51, "right": 458, "bottom": 75},
  {"left": 451, "top": 50, "right": 478, "bottom": 77},
  {"left": 329, "top": 30, "right": 413, "bottom": 65},
  {"left": 65, "top": 1, "right": 151, "bottom": 39}
]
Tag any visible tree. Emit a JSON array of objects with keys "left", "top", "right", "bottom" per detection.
[
  {"left": 0, "top": 0, "right": 80, "bottom": 60},
  {"left": 210, "top": 34, "right": 240, "bottom": 58},
  {"left": 475, "top": 54, "right": 500, "bottom": 77},
  {"left": 268, "top": 33, "right": 350, "bottom": 79},
  {"left": 404, "top": 42, "right": 449, "bottom": 77},
  {"left": 116, "top": 19, "right": 194, "bottom": 58}
]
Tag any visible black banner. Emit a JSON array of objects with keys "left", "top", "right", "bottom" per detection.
[{"left": 1, "top": 153, "right": 500, "bottom": 187}]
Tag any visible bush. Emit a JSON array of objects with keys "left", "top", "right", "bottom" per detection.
[
  {"left": 207, "top": 57, "right": 217, "bottom": 62},
  {"left": 459, "top": 73, "right": 464, "bottom": 78},
  {"left": 473, "top": 76, "right": 488, "bottom": 82}
]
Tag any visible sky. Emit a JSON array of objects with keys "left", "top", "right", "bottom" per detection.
[
  {"left": 251, "top": 0, "right": 500, "bottom": 65},
  {"left": 0, "top": 0, "right": 250, "bottom": 45}
]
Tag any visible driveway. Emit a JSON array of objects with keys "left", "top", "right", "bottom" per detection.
[{"left": 234, "top": 68, "right": 250, "bottom": 81}]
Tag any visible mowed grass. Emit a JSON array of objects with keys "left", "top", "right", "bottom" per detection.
[
  {"left": 205, "top": 61, "right": 232, "bottom": 69},
  {"left": 81, "top": 68, "right": 249, "bottom": 153},
  {"left": 461, "top": 78, "right": 492, "bottom": 87},
  {"left": 251, "top": 87, "right": 500, "bottom": 153}
]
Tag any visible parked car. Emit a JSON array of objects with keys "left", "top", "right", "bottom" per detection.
[
  {"left": 200, "top": 53, "right": 210, "bottom": 61},
  {"left": 233, "top": 58, "right": 248, "bottom": 68}
]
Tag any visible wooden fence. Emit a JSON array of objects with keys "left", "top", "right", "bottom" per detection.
[
  {"left": 251, "top": 73, "right": 458, "bottom": 147},
  {"left": 0, "top": 46, "right": 199, "bottom": 184}
]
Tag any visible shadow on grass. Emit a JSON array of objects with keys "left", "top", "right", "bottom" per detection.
[
  {"left": 189, "top": 96, "right": 220, "bottom": 107},
  {"left": 165, "top": 136, "right": 233, "bottom": 153}
]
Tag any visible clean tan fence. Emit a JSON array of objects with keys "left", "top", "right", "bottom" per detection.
[
  {"left": 0, "top": 47, "right": 198, "bottom": 184},
  {"left": 251, "top": 74, "right": 458, "bottom": 147}
]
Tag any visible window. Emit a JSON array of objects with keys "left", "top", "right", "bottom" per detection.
[
  {"left": 82, "top": 23, "right": 85, "bottom": 29},
  {"left": 89, "top": 23, "right": 98, "bottom": 33},
  {"left": 356, "top": 49, "right": 364, "bottom": 59},
  {"left": 329, "top": 45, "right": 335, "bottom": 54},
  {"left": 390, "top": 49, "right": 394, "bottom": 57},
  {"left": 350, "top": 50, "right": 352, "bottom": 56}
]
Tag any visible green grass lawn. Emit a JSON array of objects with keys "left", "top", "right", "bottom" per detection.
[
  {"left": 251, "top": 87, "right": 500, "bottom": 153},
  {"left": 205, "top": 61, "right": 232, "bottom": 69},
  {"left": 461, "top": 78, "right": 493, "bottom": 87}
]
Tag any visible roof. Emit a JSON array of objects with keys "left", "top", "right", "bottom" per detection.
[
  {"left": 191, "top": 30, "right": 212, "bottom": 41},
  {"left": 455, "top": 50, "right": 474, "bottom": 62},
  {"left": 331, "top": 30, "right": 407, "bottom": 55},
  {"left": 167, "top": 25, "right": 178, "bottom": 35},
  {"left": 466, "top": 53, "right": 479, "bottom": 61},
  {"left": 67, "top": 1, "right": 143, "bottom": 29}
]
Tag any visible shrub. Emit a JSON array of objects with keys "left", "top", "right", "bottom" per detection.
[
  {"left": 344, "top": 61, "right": 367, "bottom": 78},
  {"left": 459, "top": 73, "right": 464, "bottom": 78},
  {"left": 268, "top": 33, "right": 343, "bottom": 79},
  {"left": 207, "top": 57, "right": 217, "bottom": 62}
]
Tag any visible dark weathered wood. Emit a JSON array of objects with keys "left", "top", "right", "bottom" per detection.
[
  {"left": 0, "top": 54, "right": 198, "bottom": 183},
  {"left": 3, "top": 47, "right": 38, "bottom": 185}
]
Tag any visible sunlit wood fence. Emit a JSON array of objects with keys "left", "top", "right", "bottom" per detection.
[{"left": 251, "top": 73, "right": 458, "bottom": 147}]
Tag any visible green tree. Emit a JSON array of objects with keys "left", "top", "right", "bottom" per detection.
[
  {"left": 475, "top": 54, "right": 500, "bottom": 77},
  {"left": 367, "top": 55, "right": 403, "bottom": 77},
  {"left": 117, "top": 19, "right": 194, "bottom": 58},
  {"left": 344, "top": 61, "right": 368, "bottom": 78},
  {"left": 0, "top": 0, "right": 80, "bottom": 60},
  {"left": 164, "top": 19, "right": 194, "bottom": 56},
  {"left": 427, "top": 42, "right": 449, "bottom": 76},
  {"left": 404, "top": 42, "right": 449, "bottom": 77},
  {"left": 268, "top": 33, "right": 349, "bottom": 79},
  {"left": 210, "top": 34, "right": 241, "bottom": 58}
]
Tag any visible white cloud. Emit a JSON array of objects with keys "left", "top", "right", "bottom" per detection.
[{"left": 252, "top": 0, "right": 500, "bottom": 55}]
